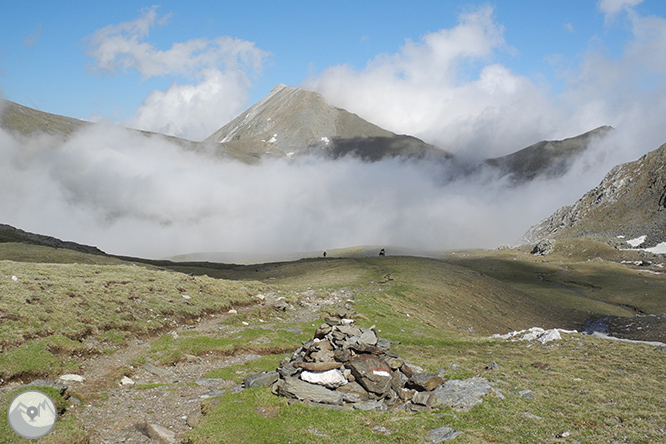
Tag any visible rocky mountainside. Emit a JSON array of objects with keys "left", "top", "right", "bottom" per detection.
[
  {"left": 523, "top": 141, "right": 666, "bottom": 246},
  {"left": 484, "top": 126, "right": 613, "bottom": 183},
  {"left": 205, "top": 84, "right": 452, "bottom": 162}
]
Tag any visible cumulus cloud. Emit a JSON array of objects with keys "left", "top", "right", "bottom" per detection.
[
  {"left": 85, "top": 6, "right": 270, "bottom": 140},
  {"left": 598, "top": 0, "right": 644, "bottom": 19},
  {"left": 305, "top": 3, "right": 666, "bottom": 162},
  {"left": 305, "top": 6, "right": 566, "bottom": 159}
]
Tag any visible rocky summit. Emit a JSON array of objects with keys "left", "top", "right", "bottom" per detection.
[{"left": 204, "top": 83, "right": 451, "bottom": 162}]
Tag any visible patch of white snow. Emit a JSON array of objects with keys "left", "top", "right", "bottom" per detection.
[
  {"left": 644, "top": 242, "right": 666, "bottom": 254},
  {"left": 627, "top": 235, "right": 647, "bottom": 247},
  {"left": 491, "top": 327, "right": 576, "bottom": 343},
  {"left": 268, "top": 134, "right": 277, "bottom": 143}
]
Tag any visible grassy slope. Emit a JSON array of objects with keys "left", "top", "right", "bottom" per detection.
[{"left": 1, "top": 239, "right": 666, "bottom": 442}]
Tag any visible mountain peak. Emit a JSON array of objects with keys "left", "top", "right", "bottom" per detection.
[{"left": 205, "top": 84, "right": 449, "bottom": 161}]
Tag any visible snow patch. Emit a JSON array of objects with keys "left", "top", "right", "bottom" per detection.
[
  {"left": 626, "top": 235, "right": 647, "bottom": 247},
  {"left": 320, "top": 136, "right": 330, "bottom": 145},
  {"left": 491, "top": 327, "right": 576, "bottom": 344},
  {"left": 267, "top": 134, "right": 277, "bottom": 143},
  {"left": 644, "top": 242, "right": 666, "bottom": 254}
]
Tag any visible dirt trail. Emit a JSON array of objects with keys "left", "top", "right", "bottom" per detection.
[{"left": 58, "top": 291, "right": 350, "bottom": 443}]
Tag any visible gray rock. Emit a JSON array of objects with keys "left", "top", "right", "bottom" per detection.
[
  {"left": 407, "top": 373, "right": 443, "bottom": 391},
  {"left": 358, "top": 328, "right": 378, "bottom": 346},
  {"left": 484, "top": 361, "right": 500, "bottom": 370},
  {"left": 275, "top": 377, "right": 343, "bottom": 405},
  {"left": 283, "top": 327, "right": 303, "bottom": 335},
  {"left": 278, "top": 364, "right": 300, "bottom": 378},
  {"left": 376, "top": 337, "right": 392, "bottom": 351},
  {"left": 347, "top": 355, "right": 393, "bottom": 395},
  {"left": 432, "top": 377, "right": 493, "bottom": 412},
  {"left": 244, "top": 371, "right": 279, "bottom": 388},
  {"left": 194, "top": 378, "right": 235, "bottom": 388},
  {"left": 522, "top": 412, "right": 543, "bottom": 420},
  {"left": 411, "top": 391, "right": 435, "bottom": 407},
  {"left": 186, "top": 410, "right": 203, "bottom": 428},
  {"left": 531, "top": 239, "right": 555, "bottom": 255},
  {"left": 519, "top": 389, "right": 535, "bottom": 399},
  {"left": 142, "top": 423, "right": 176, "bottom": 444},
  {"left": 143, "top": 363, "right": 175, "bottom": 378},
  {"left": 27, "top": 379, "right": 68, "bottom": 395},
  {"left": 353, "top": 400, "right": 388, "bottom": 411},
  {"left": 336, "top": 381, "right": 369, "bottom": 402},
  {"left": 199, "top": 389, "right": 228, "bottom": 399},
  {"left": 427, "top": 426, "right": 462, "bottom": 442},
  {"left": 336, "top": 325, "right": 362, "bottom": 337}
]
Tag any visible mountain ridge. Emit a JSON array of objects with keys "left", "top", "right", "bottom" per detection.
[
  {"left": 205, "top": 83, "right": 452, "bottom": 161},
  {"left": 523, "top": 141, "right": 666, "bottom": 247}
]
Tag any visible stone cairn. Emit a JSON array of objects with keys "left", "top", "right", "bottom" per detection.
[{"left": 267, "top": 314, "right": 444, "bottom": 411}]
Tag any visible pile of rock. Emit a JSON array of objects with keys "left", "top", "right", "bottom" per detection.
[{"left": 268, "top": 315, "right": 446, "bottom": 412}]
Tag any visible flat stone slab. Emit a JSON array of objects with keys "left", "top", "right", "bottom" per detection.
[
  {"left": 427, "top": 426, "right": 462, "bottom": 442},
  {"left": 275, "top": 377, "right": 343, "bottom": 405},
  {"left": 432, "top": 376, "right": 493, "bottom": 412},
  {"left": 244, "top": 371, "right": 279, "bottom": 388}
]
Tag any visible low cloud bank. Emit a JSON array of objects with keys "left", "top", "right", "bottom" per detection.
[{"left": 0, "top": 121, "right": 643, "bottom": 259}]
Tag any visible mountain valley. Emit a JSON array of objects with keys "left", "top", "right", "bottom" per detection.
[{"left": 1, "top": 87, "right": 666, "bottom": 443}]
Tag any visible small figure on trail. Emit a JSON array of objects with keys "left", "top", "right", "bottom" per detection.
[
  {"left": 379, "top": 248, "right": 385, "bottom": 256},
  {"left": 323, "top": 251, "right": 327, "bottom": 257}
]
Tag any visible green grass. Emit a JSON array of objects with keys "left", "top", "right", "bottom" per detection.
[
  {"left": 188, "top": 333, "right": 666, "bottom": 443},
  {"left": 3, "top": 238, "right": 666, "bottom": 442},
  {"left": 149, "top": 324, "right": 311, "bottom": 366},
  {"left": 0, "top": 249, "right": 266, "bottom": 382}
]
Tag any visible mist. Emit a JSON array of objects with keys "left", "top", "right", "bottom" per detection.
[{"left": 0, "top": 116, "right": 650, "bottom": 260}]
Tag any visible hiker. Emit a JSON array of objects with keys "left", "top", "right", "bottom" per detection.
[
  {"left": 379, "top": 248, "right": 385, "bottom": 256},
  {"left": 323, "top": 251, "right": 327, "bottom": 257}
]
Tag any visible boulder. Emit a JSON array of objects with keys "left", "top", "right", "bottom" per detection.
[
  {"left": 432, "top": 376, "right": 493, "bottom": 412},
  {"left": 244, "top": 371, "right": 279, "bottom": 388},
  {"left": 427, "top": 426, "right": 462, "bottom": 442},
  {"left": 300, "top": 369, "right": 347, "bottom": 388},
  {"left": 407, "top": 373, "right": 443, "bottom": 391},
  {"left": 336, "top": 381, "right": 370, "bottom": 402},
  {"left": 346, "top": 355, "right": 393, "bottom": 395}
]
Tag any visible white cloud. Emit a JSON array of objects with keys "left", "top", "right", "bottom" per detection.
[
  {"left": 305, "top": 3, "right": 666, "bottom": 162},
  {"left": 85, "top": 6, "right": 270, "bottom": 140},
  {"left": 598, "top": 0, "right": 644, "bottom": 19},
  {"left": 305, "top": 6, "right": 568, "bottom": 159}
]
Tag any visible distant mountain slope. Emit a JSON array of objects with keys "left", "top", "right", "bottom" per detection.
[
  {"left": 523, "top": 141, "right": 666, "bottom": 246},
  {"left": 484, "top": 126, "right": 613, "bottom": 183},
  {"left": 0, "top": 100, "right": 90, "bottom": 137},
  {"left": 0, "top": 224, "right": 106, "bottom": 255},
  {"left": 205, "top": 84, "right": 452, "bottom": 161}
]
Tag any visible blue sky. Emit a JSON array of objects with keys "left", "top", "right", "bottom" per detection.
[{"left": 2, "top": 0, "right": 666, "bottom": 152}]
